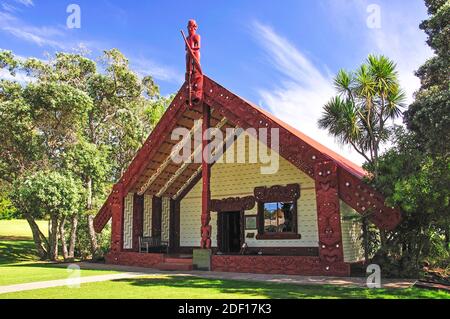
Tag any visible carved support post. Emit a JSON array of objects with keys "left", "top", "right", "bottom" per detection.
[
  {"left": 200, "top": 102, "right": 212, "bottom": 249},
  {"left": 314, "top": 161, "right": 345, "bottom": 268},
  {"left": 111, "top": 183, "right": 124, "bottom": 253}
]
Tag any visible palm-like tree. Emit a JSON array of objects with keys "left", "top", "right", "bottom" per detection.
[
  {"left": 319, "top": 55, "right": 405, "bottom": 262},
  {"left": 318, "top": 55, "right": 405, "bottom": 176}
]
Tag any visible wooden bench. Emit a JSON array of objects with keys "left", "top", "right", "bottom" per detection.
[{"left": 139, "top": 236, "right": 169, "bottom": 253}]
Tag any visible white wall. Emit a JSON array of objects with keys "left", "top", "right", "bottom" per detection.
[{"left": 180, "top": 133, "right": 319, "bottom": 248}]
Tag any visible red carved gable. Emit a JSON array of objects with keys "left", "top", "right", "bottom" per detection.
[{"left": 94, "top": 75, "right": 401, "bottom": 233}]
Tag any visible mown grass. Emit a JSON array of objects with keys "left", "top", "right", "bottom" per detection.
[
  {"left": 0, "top": 219, "right": 48, "bottom": 241},
  {"left": 0, "top": 220, "right": 119, "bottom": 286},
  {"left": 1, "top": 275, "right": 449, "bottom": 299},
  {"left": 1, "top": 219, "right": 448, "bottom": 299}
]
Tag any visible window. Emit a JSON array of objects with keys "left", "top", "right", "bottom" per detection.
[
  {"left": 254, "top": 184, "right": 301, "bottom": 240},
  {"left": 263, "top": 202, "right": 294, "bottom": 233}
]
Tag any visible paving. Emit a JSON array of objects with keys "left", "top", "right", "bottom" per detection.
[{"left": 0, "top": 261, "right": 417, "bottom": 294}]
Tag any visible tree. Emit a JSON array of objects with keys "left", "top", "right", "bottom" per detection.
[
  {"left": 318, "top": 55, "right": 405, "bottom": 175},
  {"left": 11, "top": 171, "right": 83, "bottom": 261},
  {"left": 0, "top": 48, "right": 168, "bottom": 260},
  {"left": 405, "top": 0, "right": 450, "bottom": 156},
  {"left": 363, "top": 0, "right": 450, "bottom": 277},
  {"left": 367, "top": 127, "right": 449, "bottom": 276},
  {"left": 318, "top": 55, "right": 406, "bottom": 262}
]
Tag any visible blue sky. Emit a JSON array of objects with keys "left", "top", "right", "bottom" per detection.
[{"left": 0, "top": 0, "right": 432, "bottom": 164}]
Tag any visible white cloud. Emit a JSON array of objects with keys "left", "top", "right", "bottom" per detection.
[
  {"left": 0, "top": 68, "right": 34, "bottom": 84},
  {"left": 133, "top": 57, "right": 184, "bottom": 84},
  {"left": 14, "top": 0, "right": 34, "bottom": 7},
  {"left": 2, "top": 26, "right": 66, "bottom": 48},
  {"left": 251, "top": 21, "right": 365, "bottom": 165},
  {"left": 2, "top": 3, "right": 19, "bottom": 13},
  {"left": 251, "top": 2, "right": 432, "bottom": 166}
]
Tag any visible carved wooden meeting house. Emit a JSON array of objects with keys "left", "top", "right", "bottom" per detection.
[{"left": 93, "top": 20, "right": 402, "bottom": 276}]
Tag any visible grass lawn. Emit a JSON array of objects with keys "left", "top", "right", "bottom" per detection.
[
  {"left": 0, "top": 219, "right": 48, "bottom": 240},
  {"left": 1, "top": 219, "right": 449, "bottom": 299},
  {"left": 0, "top": 219, "right": 120, "bottom": 286},
  {"left": 1, "top": 275, "right": 449, "bottom": 299}
]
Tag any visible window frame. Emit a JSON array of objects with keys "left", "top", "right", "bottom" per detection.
[{"left": 255, "top": 184, "right": 301, "bottom": 240}]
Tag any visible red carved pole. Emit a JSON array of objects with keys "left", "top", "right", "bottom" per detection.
[
  {"left": 200, "top": 102, "right": 212, "bottom": 249},
  {"left": 314, "top": 161, "right": 345, "bottom": 272}
]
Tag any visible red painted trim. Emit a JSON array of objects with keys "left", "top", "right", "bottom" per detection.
[
  {"left": 200, "top": 102, "right": 212, "bottom": 249},
  {"left": 95, "top": 74, "right": 402, "bottom": 235},
  {"left": 315, "top": 161, "right": 345, "bottom": 265}
]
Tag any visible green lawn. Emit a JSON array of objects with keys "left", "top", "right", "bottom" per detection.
[
  {"left": 0, "top": 220, "right": 120, "bottom": 286},
  {"left": 0, "top": 219, "right": 48, "bottom": 240},
  {"left": 1, "top": 275, "right": 449, "bottom": 299},
  {"left": 0, "top": 263, "right": 121, "bottom": 286},
  {"left": 1, "top": 219, "right": 449, "bottom": 299}
]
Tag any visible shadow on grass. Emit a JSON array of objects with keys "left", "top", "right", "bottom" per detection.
[
  {"left": 0, "top": 240, "right": 39, "bottom": 265},
  {"left": 110, "top": 276, "right": 450, "bottom": 299}
]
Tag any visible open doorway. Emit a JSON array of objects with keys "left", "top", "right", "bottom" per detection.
[{"left": 218, "top": 211, "right": 242, "bottom": 254}]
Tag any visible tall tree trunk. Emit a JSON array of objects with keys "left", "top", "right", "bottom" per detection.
[
  {"left": 68, "top": 213, "right": 78, "bottom": 259},
  {"left": 86, "top": 176, "right": 100, "bottom": 259},
  {"left": 49, "top": 215, "right": 59, "bottom": 261},
  {"left": 24, "top": 213, "right": 48, "bottom": 260},
  {"left": 59, "top": 216, "right": 69, "bottom": 260},
  {"left": 88, "top": 214, "right": 100, "bottom": 259}
]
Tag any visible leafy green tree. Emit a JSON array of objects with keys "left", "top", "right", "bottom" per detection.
[
  {"left": 11, "top": 171, "right": 83, "bottom": 260},
  {"left": 0, "top": 48, "right": 168, "bottom": 260},
  {"left": 367, "top": 128, "right": 449, "bottom": 276},
  {"left": 405, "top": 0, "right": 450, "bottom": 156},
  {"left": 365, "top": 0, "right": 449, "bottom": 277}
]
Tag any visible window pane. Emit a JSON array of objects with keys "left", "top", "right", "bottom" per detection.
[{"left": 263, "top": 202, "right": 294, "bottom": 233}]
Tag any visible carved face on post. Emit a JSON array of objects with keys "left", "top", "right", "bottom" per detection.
[{"left": 188, "top": 19, "right": 198, "bottom": 36}]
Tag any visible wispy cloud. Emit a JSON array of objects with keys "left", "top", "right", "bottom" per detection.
[
  {"left": 0, "top": 7, "right": 104, "bottom": 53},
  {"left": 2, "top": 3, "right": 19, "bottom": 13},
  {"left": 250, "top": 21, "right": 363, "bottom": 164},
  {"left": 251, "top": 2, "right": 431, "bottom": 165},
  {"left": 133, "top": 56, "right": 184, "bottom": 84},
  {"left": 0, "top": 11, "right": 70, "bottom": 49},
  {"left": 14, "top": 0, "right": 34, "bottom": 7}
]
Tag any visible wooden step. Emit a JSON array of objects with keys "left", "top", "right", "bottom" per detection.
[
  {"left": 164, "top": 257, "right": 193, "bottom": 265},
  {"left": 155, "top": 262, "right": 193, "bottom": 271}
]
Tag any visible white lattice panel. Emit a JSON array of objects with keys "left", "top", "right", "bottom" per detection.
[
  {"left": 161, "top": 197, "right": 170, "bottom": 243},
  {"left": 340, "top": 201, "right": 364, "bottom": 262},
  {"left": 143, "top": 195, "right": 152, "bottom": 237},
  {"left": 123, "top": 193, "right": 134, "bottom": 249}
]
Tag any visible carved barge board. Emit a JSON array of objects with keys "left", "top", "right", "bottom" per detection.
[
  {"left": 95, "top": 76, "right": 402, "bottom": 233},
  {"left": 202, "top": 76, "right": 401, "bottom": 231}
]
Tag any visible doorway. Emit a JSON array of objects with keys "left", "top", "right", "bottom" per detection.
[{"left": 218, "top": 211, "right": 242, "bottom": 254}]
